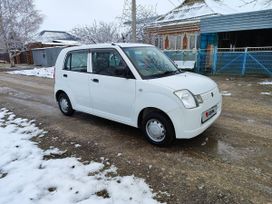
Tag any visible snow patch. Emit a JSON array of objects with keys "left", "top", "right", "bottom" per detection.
[
  {"left": 44, "top": 147, "right": 67, "bottom": 156},
  {"left": 260, "top": 92, "right": 272, "bottom": 96},
  {"left": 7, "top": 67, "right": 54, "bottom": 79},
  {"left": 258, "top": 81, "right": 272, "bottom": 85},
  {"left": 0, "top": 108, "right": 161, "bottom": 204},
  {"left": 74, "top": 144, "right": 81, "bottom": 148},
  {"left": 221, "top": 91, "right": 232, "bottom": 96}
]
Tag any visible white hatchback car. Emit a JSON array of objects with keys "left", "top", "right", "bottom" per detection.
[{"left": 54, "top": 43, "right": 222, "bottom": 146}]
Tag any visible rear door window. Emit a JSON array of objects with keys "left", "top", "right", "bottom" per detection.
[{"left": 64, "top": 51, "right": 88, "bottom": 72}]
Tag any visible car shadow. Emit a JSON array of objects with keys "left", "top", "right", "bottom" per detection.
[{"left": 72, "top": 111, "right": 221, "bottom": 153}]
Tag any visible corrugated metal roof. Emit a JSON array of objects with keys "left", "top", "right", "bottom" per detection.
[{"left": 201, "top": 9, "right": 272, "bottom": 33}]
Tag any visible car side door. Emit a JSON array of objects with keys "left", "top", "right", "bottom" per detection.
[
  {"left": 62, "top": 50, "right": 91, "bottom": 112},
  {"left": 89, "top": 48, "right": 136, "bottom": 124}
]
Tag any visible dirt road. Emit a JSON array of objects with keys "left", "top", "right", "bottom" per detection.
[{"left": 0, "top": 72, "right": 271, "bottom": 204}]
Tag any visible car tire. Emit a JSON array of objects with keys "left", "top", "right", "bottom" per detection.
[
  {"left": 142, "top": 112, "right": 175, "bottom": 147},
  {"left": 58, "top": 93, "right": 74, "bottom": 116}
]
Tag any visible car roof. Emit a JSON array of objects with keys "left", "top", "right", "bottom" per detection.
[{"left": 62, "top": 43, "right": 153, "bottom": 52}]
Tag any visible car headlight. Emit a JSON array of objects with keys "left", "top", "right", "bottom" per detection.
[{"left": 174, "top": 90, "right": 203, "bottom": 109}]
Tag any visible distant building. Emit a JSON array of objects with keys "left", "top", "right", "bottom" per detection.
[
  {"left": 27, "top": 30, "right": 81, "bottom": 65},
  {"left": 145, "top": 0, "right": 272, "bottom": 50}
]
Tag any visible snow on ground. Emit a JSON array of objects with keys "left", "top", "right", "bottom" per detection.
[
  {"left": 221, "top": 91, "right": 232, "bottom": 96},
  {"left": 0, "top": 108, "right": 161, "bottom": 204},
  {"left": 7, "top": 67, "right": 54, "bottom": 79},
  {"left": 258, "top": 81, "right": 272, "bottom": 85},
  {"left": 260, "top": 92, "right": 272, "bottom": 96}
]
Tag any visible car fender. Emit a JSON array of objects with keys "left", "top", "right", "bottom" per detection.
[{"left": 132, "top": 92, "right": 183, "bottom": 127}]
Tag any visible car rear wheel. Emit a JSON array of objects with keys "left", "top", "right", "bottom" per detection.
[
  {"left": 58, "top": 93, "right": 74, "bottom": 116},
  {"left": 142, "top": 112, "right": 175, "bottom": 146}
]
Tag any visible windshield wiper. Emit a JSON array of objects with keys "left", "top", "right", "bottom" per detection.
[
  {"left": 150, "top": 70, "right": 178, "bottom": 78},
  {"left": 161, "top": 69, "right": 182, "bottom": 76}
]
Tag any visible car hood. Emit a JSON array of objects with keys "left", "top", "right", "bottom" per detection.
[{"left": 149, "top": 72, "right": 217, "bottom": 95}]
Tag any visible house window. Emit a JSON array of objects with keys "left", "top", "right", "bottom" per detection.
[
  {"left": 169, "top": 35, "right": 176, "bottom": 50},
  {"left": 189, "top": 34, "right": 196, "bottom": 50},
  {"left": 158, "top": 36, "right": 163, "bottom": 49},
  {"left": 153, "top": 36, "right": 163, "bottom": 49},
  {"left": 166, "top": 35, "right": 183, "bottom": 50},
  {"left": 176, "top": 35, "right": 182, "bottom": 50}
]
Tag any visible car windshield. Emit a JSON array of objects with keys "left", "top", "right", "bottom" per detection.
[{"left": 123, "top": 46, "right": 182, "bottom": 79}]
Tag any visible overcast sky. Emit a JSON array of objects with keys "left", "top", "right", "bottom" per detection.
[{"left": 34, "top": 0, "right": 177, "bottom": 32}]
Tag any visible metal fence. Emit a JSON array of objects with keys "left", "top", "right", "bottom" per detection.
[
  {"left": 164, "top": 50, "right": 197, "bottom": 62},
  {"left": 164, "top": 47, "right": 272, "bottom": 77}
]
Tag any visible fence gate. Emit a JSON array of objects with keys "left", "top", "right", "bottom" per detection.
[
  {"left": 198, "top": 47, "right": 272, "bottom": 76},
  {"left": 164, "top": 48, "right": 272, "bottom": 77}
]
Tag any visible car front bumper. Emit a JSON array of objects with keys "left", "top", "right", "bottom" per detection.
[{"left": 167, "top": 88, "right": 222, "bottom": 139}]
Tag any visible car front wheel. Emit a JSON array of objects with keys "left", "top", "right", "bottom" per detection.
[{"left": 142, "top": 112, "right": 175, "bottom": 147}]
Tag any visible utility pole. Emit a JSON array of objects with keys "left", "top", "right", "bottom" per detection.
[{"left": 131, "top": 0, "right": 136, "bottom": 43}]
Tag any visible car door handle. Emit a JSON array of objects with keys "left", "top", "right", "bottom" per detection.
[
  {"left": 63, "top": 74, "right": 68, "bottom": 78},
  {"left": 92, "top": 78, "right": 99, "bottom": 83}
]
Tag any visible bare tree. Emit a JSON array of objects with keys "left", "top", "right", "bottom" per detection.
[
  {"left": 71, "top": 21, "right": 120, "bottom": 44},
  {"left": 0, "top": 0, "right": 43, "bottom": 66},
  {"left": 264, "top": 0, "right": 272, "bottom": 6},
  {"left": 119, "top": 0, "right": 157, "bottom": 42}
]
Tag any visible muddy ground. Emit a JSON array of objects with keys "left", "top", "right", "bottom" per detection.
[{"left": 0, "top": 71, "right": 271, "bottom": 204}]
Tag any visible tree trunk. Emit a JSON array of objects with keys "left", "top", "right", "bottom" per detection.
[{"left": 9, "top": 52, "right": 15, "bottom": 67}]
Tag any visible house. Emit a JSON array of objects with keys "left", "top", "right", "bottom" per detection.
[
  {"left": 27, "top": 30, "right": 81, "bottom": 66},
  {"left": 29, "top": 30, "right": 80, "bottom": 47},
  {"left": 198, "top": 9, "right": 272, "bottom": 75},
  {"left": 200, "top": 9, "right": 272, "bottom": 49},
  {"left": 145, "top": 0, "right": 272, "bottom": 50},
  {"left": 145, "top": 0, "right": 221, "bottom": 50},
  {"left": 1, "top": 30, "right": 81, "bottom": 65}
]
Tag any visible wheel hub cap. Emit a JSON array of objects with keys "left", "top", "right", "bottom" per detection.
[
  {"left": 146, "top": 119, "right": 166, "bottom": 142},
  {"left": 60, "top": 98, "right": 69, "bottom": 113}
]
